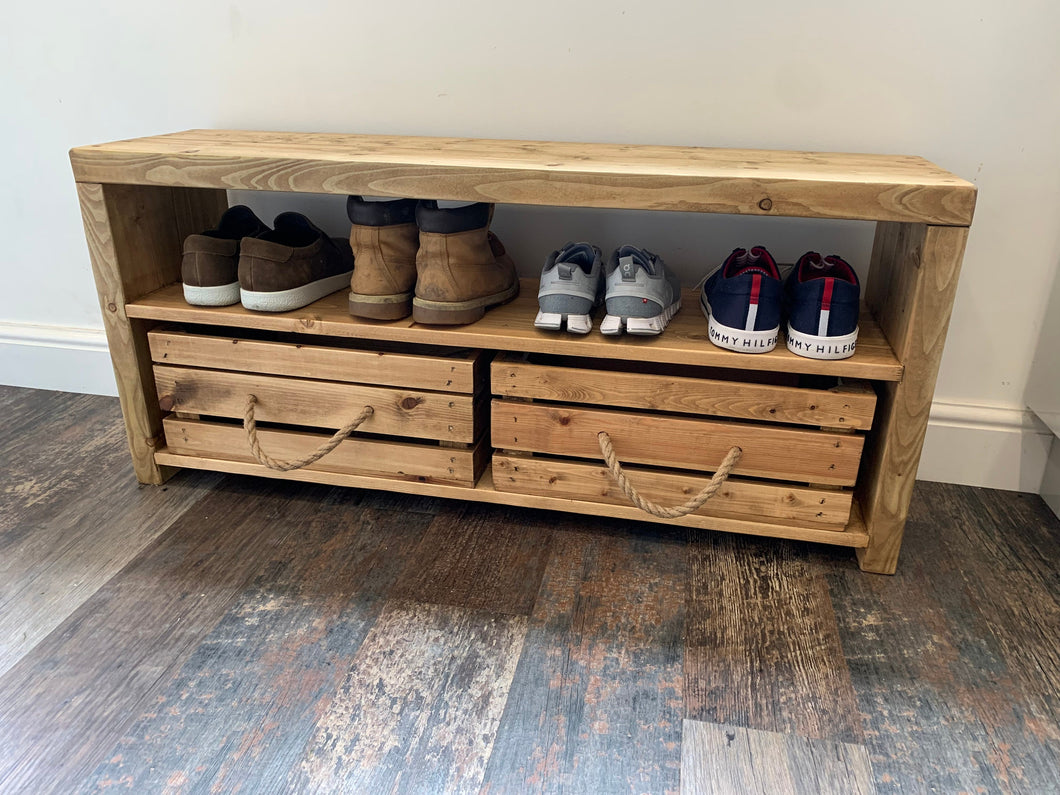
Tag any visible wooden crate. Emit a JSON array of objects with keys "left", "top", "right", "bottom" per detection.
[
  {"left": 491, "top": 353, "right": 876, "bottom": 531},
  {"left": 149, "top": 327, "right": 490, "bottom": 486}
]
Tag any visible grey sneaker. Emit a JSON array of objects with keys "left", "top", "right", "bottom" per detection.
[
  {"left": 535, "top": 242, "right": 604, "bottom": 334},
  {"left": 600, "top": 245, "right": 682, "bottom": 335}
]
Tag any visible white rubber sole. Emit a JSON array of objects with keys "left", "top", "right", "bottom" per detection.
[
  {"left": 786, "top": 324, "right": 859, "bottom": 360},
  {"left": 599, "top": 299, "right": 681, "bottom": 336},
  {"left": 534, "top": 311, "right": 592, "bottom": 334},
  {"left": 183, "top": 281, "right": 240, "bottom": 306},
  {"left": 240, "top": 270, "right": 353, "bottom": 313},
  {"left": 701, "top": 296, "right": 778, "bottom": 353}
]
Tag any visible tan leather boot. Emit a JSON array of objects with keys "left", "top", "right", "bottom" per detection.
[
  {"left": 412, "top": 201, "right": 519, "bottom": 325},
  {"left": 346, "top": 196, "right": 420, "bottom": 319}
]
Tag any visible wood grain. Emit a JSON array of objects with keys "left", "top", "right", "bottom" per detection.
[
  {"left": 681, "top": 720, "right": 875, "bottom": 795},
  {"left": 831, "top": 481, "right": 1060, "bottom": 793},
  {"left": 70, "top": 129, "right": 976, "bottom": 224},
  {"left": 858, "top": 224, "right": 969, "bottom": 573},
  {"left": 152, "top": 449, "right": 871, "bottom": 547},
  {"left": 492, "top": 353, "right": 877, "bottom": 429},
  {"left": 153, "top": 365, "right": 479, "bottom": 443},
  {"left": 76, "top": 183, "right": 227, "bottom": 484},
  {"left": 685, "top": 533, "right": 864, "bottom": 743},
  {"left": 492, "top": 400, "right": 865, "bottom": 486},
  {"left": 76, "top": 183, "right": 168, "bottom": 484},
  {"left": 391, "top": 502, "right": 554, "bottom": 616},
  {"left": 128, "top": 281, "right": 906, "bottom": 382},
  {"left": 9, "top": 386, "right": 1060, "bottom": 793},
  {"left": 493, "top": 453, "right": 853, "bottom": 528},
  {"left": 482, "top": 526, "right": 686, "bottom": 794},
  {"left": 0, "top": 389, "right": 220, "bottom": 676},
  {"left": 0, "top": 477, "right": 343, "bottom": 794},
  {"left": 80, "top": 497, "right": 435, "bottom": 794},
  {"left": 149, "top": 328, "right": 483, "bottom": 393},
  {"left": 163, "top": 416, "right": 485, "bottom": 485},
  {"left": 293, "top": 601, "right": 527, "bottom": 794}
]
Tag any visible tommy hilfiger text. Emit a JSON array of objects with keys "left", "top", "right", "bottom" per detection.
[
  {"left": 787, "top": 337, "right": 857, "bottom": 356},
  {"left": 709, "top": 326, "right": 779, "bottom": 349}
]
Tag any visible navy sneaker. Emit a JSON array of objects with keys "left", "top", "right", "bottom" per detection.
[
  {"left": 700, "top": 246, "right": 782, "bottom": 353},
  {"left": 784, "top": 252, "right": 860, "bottom": 360}
]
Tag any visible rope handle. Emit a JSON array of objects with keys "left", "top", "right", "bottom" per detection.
[
  {"left": 243, "top": 394, "right": 374, "bottom": 472},
  {"left": 597, "top": 431, "right": 742, "bottom": 519}
]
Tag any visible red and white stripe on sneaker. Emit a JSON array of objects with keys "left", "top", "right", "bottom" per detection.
[
  {"left": 817, "top": 276, "right": 834, "bottom": 336},
  {"left": 745, "top": 273, "right": 762, "bottom": 331}
]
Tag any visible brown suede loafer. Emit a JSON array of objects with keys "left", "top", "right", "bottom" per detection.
[
  {"left": 238, "top": 213, "right": 355, "bottom": 312},
  {"left": 181, "top": 205, "right": 270, "bottom": 306}
]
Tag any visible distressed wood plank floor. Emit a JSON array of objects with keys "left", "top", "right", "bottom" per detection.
[{"left": 2, "top": 385, "right": 1059, "bottom": 794}]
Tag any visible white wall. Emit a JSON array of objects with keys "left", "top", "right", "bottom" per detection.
[{"left": 2, "top": 0, "right": 1058, "bottom": 490}]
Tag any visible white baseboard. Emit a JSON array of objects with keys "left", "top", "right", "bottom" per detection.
[
  {"left": 918, "top": 401, "right": 1054, "bottom": 492},
  {"left": 0, "top": 321, "right": 116, "bottom": 396},
  {"left": 1, "top": 322, "right": 1054, "bottom": 493},
  {"left": 1038, "top": 437, "right": 1060, "bottom": 520}
]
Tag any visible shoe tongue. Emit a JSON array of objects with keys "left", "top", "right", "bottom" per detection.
[
  {"left": 557, "top": 242, "right": 596, "bottom": 273},
  {"left": 728, "top": 248, "right": 774, "bottom": 278},
  {"left": 800, "top": 253, "right": 854, "bottom": 282},
  {"left": 617, "top": 246, "right": 654, "bottom": 278}
]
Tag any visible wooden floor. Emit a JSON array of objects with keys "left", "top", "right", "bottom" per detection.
[{"left": 2, "top": 385, "right": 1059, "bottom": 794}]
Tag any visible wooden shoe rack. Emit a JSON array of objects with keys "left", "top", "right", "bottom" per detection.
[{"left": 70, "top": 130, "right": 975, "bottom": 573}]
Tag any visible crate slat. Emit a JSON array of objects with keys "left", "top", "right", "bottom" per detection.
[
  {"left": 491, "top": 354, "right": 876, "bottom": 429},
  {"left": 492, "top": 454, "right": 852, "bottom": 528},
  {"left": 491, "top": 400, "right": 863, "bottom": 486},
  {"left": 154, "top": 366, "right": 478, "bottom": 443},
  {"left": 163, "top": 417, "right": 484, "bottom": 485},
  {"left": 148, "top": 328, "right": 482, "bottom": 393}
]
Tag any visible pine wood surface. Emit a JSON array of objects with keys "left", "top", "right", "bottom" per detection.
[
  {"left": 492, "top": 453, "right": 853, "bottom": 528},
  {"left": 4, "top": 385, "right": 1059, "bottom": 794},
  {"left": 153, "top": 365, "right": 479, "bottom": 444},
  {"left": 78, "top": 182, "right": 228, "bottom": 486},
  {"left": 857, "top": 224, "right": 969, "bottom": 573},
  {"left": 492, "top": 352, "right": 877, "bottom": 429},
  {"left": 69, "top": 129, "right": 976, "bottom": 225},
  {"left": 126, "top": 280, "right": 907, "bottom": 382},
  {"left": 492, "top": 400, "right": 865, "bottom": 486},
  {"left": 163, "top": 416, "right": 487, "bottom": 485},
  {"left": 148, "top": 328, "right": 484, "bottom": 393}
]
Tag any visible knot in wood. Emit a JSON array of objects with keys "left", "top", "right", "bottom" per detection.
[{"left": 758, "top": 198, "right": 773, "bottom": 211}]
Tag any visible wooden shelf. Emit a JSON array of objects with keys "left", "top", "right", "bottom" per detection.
[
  {"left": 127, "top": 279, "right": 904, "bottom": 382},
  {"left": 153, "top": 447, "right": 870, "bottom": 548},
  {"left": 70, "top": 129, "right": 976, "bottom": 225}
]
